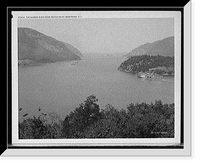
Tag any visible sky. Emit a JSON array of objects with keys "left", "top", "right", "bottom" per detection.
[{"left": 18, "top": 18, "right": 174, "bottom": 55}]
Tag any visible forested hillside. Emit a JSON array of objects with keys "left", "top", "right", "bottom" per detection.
[
  {"left": 118, "top": 55, "right": 174, "bottom": 75},
  {"left": 18, "top": 28, "right": 82, "bottom": 66},
  {"left": 124, "top": 36, "right": 174, "bottom": 58}
]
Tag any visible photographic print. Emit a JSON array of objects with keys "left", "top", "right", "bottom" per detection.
[{"left": 5, "top": 4, "right": 192, "bottom": 156}]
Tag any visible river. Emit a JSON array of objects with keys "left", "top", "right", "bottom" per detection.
[{"left": 18, "top": 57, "right": 174, "bottom": 119}]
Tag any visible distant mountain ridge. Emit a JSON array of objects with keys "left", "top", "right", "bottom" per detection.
[
  {"left": 18, "top": 27, "right": 83, "bottom": 65},
  {"left": 124, "top": 36, "right": 174, "bottom": 58}
]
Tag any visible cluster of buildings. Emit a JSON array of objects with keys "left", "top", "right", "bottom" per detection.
[{"left": 137, "top": 70, "right": 162, "bottom": 79}]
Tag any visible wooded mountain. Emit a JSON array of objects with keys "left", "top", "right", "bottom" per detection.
[
  {"left": 18, "top": 28, "right": 82, "bottom": 65},
  {"left": 118, "top": 55, "right": 174, "bottom": 75},
  {"left": 124, "top": 36, "right": 174, "bottom": 58}
]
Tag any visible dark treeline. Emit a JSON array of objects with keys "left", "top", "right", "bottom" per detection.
[
  {"left": 19, "top": 95, "right": 174, "bottom": 139},
  {"left": 118, "top": 55, "right": 174, "bottom": 75}
]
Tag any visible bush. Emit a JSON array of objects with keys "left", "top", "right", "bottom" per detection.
[
  {"left": 62, "top": 95, "right": 102, "bottom": 138},
  {"left": 19, "top": 109, "right": 63, "bottom": 139},
  {"left": 19, "top": 95, "right": 174, "bottom": 139}
]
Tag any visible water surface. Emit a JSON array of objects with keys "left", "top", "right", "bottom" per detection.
[{"left": 18, "top": 57, "right": 174, "bottom": 119}]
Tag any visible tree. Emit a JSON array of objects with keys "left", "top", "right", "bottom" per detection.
[
  {"left": 19, "top": 109, "right": 63, "bottom": 139},
  {"left": 62, "top": 95, "right": 102, "bottom": 138},
  {"left": 85, "top": 105, "right": 129, "bottom": 138},
  {"left": 19, "top": 95, "right": 174, "bottom": 139}
]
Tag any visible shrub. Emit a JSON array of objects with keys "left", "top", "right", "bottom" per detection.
[
  {"left": 19, "top": 96, "right": 174, "bottom": 139},
  {"left": 19, "top": 109, "right": 63, "bottom": 139},
  {"left": 62, "top": 95, "right": 102, "bottom": 138}
]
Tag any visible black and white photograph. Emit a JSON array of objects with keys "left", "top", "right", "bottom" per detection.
[
  {"left": 4, "top": 4, "right": 192, "bottom": 157},
  {"left": 14, "top": 11, "right": 180, "bottom": 143}
]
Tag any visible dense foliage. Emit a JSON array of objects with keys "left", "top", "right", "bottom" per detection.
[
  {"left": 118, "top": 55, "right": 174, "bottom": 75},
  {"left": 19, "top": 112, "right": 63, "bottom": 139},
  {"left": 19, "top": 95, "right": 174, "bottom": 139}
]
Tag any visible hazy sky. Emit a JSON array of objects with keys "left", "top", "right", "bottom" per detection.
[{"left": 18, "top": 18, "right": 174, "bottom": 55}]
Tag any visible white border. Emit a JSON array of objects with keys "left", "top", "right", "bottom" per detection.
[
  {"left": 12, "top": 11, "right": 181, "bottom": 146},
  {"left": 183, "top": 1, "right": 192, "bottom": 156}
]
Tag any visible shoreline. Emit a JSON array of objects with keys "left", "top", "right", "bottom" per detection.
[{"left": 18, "top": 58, "right": 82, "bottom": 67}]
